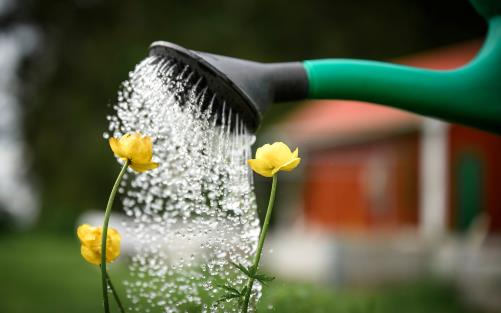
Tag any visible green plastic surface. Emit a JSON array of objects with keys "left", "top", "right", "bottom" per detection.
[{"left": 304, "top": 16, "right": 501, "bottom": 134}]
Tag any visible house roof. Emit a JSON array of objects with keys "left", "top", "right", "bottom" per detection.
[{"left": 279, "top": 40, "right": 482, "bottom": 147}]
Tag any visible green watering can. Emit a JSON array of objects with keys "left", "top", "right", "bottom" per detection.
[{"left": 149, "top": 0, "right": 501, "bottom": 134}]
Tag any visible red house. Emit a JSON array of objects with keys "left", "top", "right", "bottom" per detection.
[{"left": 278, "top": 40, "right": 501, "bottom": 235}]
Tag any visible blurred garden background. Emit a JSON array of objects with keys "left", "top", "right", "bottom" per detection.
[{"left": 1, "top": 0, "right": 500, "bottom": 312}]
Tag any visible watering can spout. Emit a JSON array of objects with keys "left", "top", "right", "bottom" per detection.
[
  {"left": 304, "top": 15, "right": 501, "bottom": 134},
  {"left": 149, "top": 0, "right": 501, "bottom": 133}
]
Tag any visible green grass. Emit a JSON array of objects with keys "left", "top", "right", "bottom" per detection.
[
  {"left": 0, "top": 232, "right": 128, "bottom": 313},
  {"left": 0, "top": 232, "right": 483, "bottom": 313},
  {"left": 258, "top": 280, "right": 482, "bottom": 313}
]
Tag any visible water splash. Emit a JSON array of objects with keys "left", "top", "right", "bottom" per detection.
[{"left": 107, "top": 56, "right": 261, "bottom": 312}]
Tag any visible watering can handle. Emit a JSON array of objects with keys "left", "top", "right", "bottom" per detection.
[{"left": 303, "top": 15, "right": 501, "bottom": 134}]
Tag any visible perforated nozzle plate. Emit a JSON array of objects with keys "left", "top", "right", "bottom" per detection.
[{"left": 149, "top": 41, "right": 261, "bottom": 132}]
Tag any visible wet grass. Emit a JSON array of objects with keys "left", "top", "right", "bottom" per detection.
[{"left": 0, "top": 232, "right": 484, "bottom": 313}]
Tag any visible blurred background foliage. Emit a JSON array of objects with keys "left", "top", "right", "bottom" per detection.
[{"left": 16, "top": 0, "right": 483, "bottom": 233}]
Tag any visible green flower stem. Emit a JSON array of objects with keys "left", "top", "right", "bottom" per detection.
[
  {"left": 241, "top": 174, "right": 278, "bottom": 313},
  {"left": 101, "top": 159, "right": 129, "bottom": 313},
  {"left": 106, "top": 271, "right": 127, "bottom": 313}
]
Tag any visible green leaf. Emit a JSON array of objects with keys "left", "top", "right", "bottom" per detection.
[
  {"left": 254, "top": 273, "right": 275, "bottom": 286},
  {"left": 214, "top": 282, "right": 241, "bottom": 295},
  {"left": 238, "top": 295, "right": 246, "bottom": 306},
  {"left": 230, "top": 261, "right": 253, "bottom": 278},
  {"left": 216, "top": 292, "right": 242, "bottom": 304}
]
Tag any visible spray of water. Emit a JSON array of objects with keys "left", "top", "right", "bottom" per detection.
[{"left": 107, "top": 56, "right": 261, "bottom": 312}]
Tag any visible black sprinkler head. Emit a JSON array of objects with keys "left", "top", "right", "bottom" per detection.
[{"left": 149, "top": 41, "right": 308, "bottom": 132}]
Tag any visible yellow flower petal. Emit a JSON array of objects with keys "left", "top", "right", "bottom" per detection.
[
  {"left": 248, "top": 142, "right": 300, "bottom": 177},
  {"left": 109, "top": 138, "right": 123, "bottom": 158},
  {"left": 255, "top": 144, "right": 272, "bottom": 160},
  {"left": 280, "top": 157, "right": 301, "bottom": 172},
  {"left": 119, "top": 133, "right": 141, "bottom": 159},
  {"left": 264, "top": 143, "right": 293, "bottom": 168},
  {"left": 247, "top": 159, "right": 274, "bottom": 177},
  {"left": 130, "top": 162, "right": 159, "bottom": 172},
  {"left": 77, "top": 224, "right": 121, "bottom": 265},
  {"left": 81, "top": 244, "right": 101, "bottom": 265},
  {"left": 109, "top": 132, "right": 159, "bottom": 173},
  {"left": 77, "top": 224, "right": 97, "bottom": 243},
  {"left": 105, "top": 228, "right": 121, "bottom": 263}
]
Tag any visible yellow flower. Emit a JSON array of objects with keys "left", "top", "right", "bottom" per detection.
[
  {"left": 247, "top": 142, "right": 301, "bottom": 177},
  {"left": 109, "top": 132, "right": 159, "bottom": 172},
  {"left": 77, "top": 224, "right": 121, "bottom": 265}
]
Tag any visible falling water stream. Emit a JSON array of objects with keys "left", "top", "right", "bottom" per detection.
[{"left": 106, "top": 56, "right": 261, "bottom": 312}]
